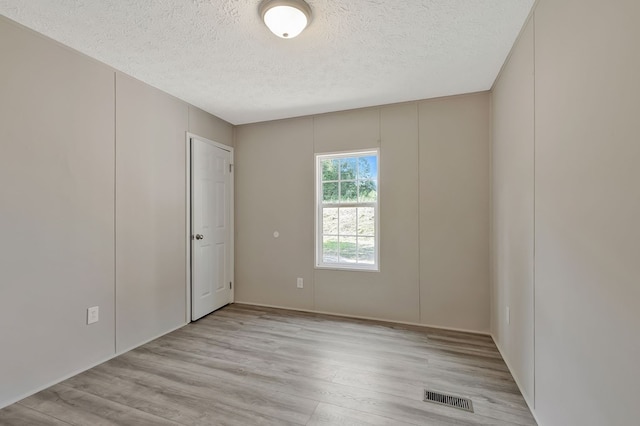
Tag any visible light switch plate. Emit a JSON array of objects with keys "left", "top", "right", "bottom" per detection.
[{"left": 297, "top": 277, "right": 303, "bottom": 288}]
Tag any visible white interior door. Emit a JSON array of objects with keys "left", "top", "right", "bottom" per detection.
[{"left": 191, "top": 137, "right": 232, "bottom": 321}]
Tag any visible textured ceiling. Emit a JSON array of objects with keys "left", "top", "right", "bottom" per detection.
[{"left": 0, "top": 0, "right": 534, "bottom": 124}]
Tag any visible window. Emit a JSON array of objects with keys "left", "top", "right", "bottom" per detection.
[{"left": 315, "top": 150, "right": 379, "bottom": 271}]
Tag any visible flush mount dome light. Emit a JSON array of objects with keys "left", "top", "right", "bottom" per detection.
[{"left": 259, "top": 0, "right": 312, "bottom": 39}]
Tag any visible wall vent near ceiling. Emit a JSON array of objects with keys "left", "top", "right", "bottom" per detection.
[{"left": 424, "top": 389, "right": 474, "bottom": 413}]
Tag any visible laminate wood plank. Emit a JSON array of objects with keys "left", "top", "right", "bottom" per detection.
[
  {"left": 0, "top": 303, "right": 536, "bottom": 425},
  {"left": 169, "top": 325, "right": 419, "bottom": 380},
  {"left": 116, "top": 350, "right": 319, "bottom": 424},
  {"left": 306, "top": 403, "right": 415, "bottom": 426},
  {"left": 65, "top": 367, "right": 303, "bottom": 426},
  {"left": 176, "top": 319, "right": 446, "bottom": 382},
  {"left": 194, "top": 325, "right": 434, "bottom": 373},
  {"left": 70, "top": 352, "right": 318, "bottom": 425},
  {"left": 143, "top": 336, "right": 341, "bottom": 381},
  {"left": 242, "top": 305, "right": 490, "bottom": 344},
  {"left": 172, "top": 323, "right": 283, "bottom": 353},
  {"left": 211, "top": 307, "right": 506, "bottom": 372},
  {"left": 0, "top": 404, "right": 71, "bottom": 426},
  {"left": 136, "top": 306, "right": 534, "bottom": 425},
  {"left": 121, "top": 335, "right": 519, "bottom": 425},
  {"left": 331, "top": 368, "right": 535, "bottom": 426},
  {"left": 330, "top": 362, "right": 522, "bottom": 401},
  {"left": 201, "top": 306, "right": 506, "bottom": 371},
  {"left": 18, "top": 385, "right": 183, "bottom": 426}
]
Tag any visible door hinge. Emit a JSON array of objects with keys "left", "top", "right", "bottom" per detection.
[
  {"left": 229, "top": 281, "right": 233, "bottom": 289},
  {"left": 229, "top": 163, "right": 233, "bottom": 173}
]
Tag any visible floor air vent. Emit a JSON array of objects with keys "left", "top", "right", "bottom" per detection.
[{"left": 424, "top": 389, "right": 474, "bottom": 413}]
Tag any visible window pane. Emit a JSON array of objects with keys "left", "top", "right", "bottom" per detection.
[
  {"left": 358, "top": 180, "right": 377, "bottom": 202},
  {"left": 339, "top": 236, "right": 357, "bottom": 263},
  {"left": 357, "top": 237, "right": 375, "bottom": 264},
  {"left": 340, "top": 181, "right": 357, "bottom": 203},
  {"left": 321, "top": 159, "right": 339, "bottom": 181},
  {"left": 358, "top": 156, "right": 377, "bottom": 180},
  {"left": 338, "top": 207, "right": 356, "bottom": 235},
  {"left": 322, "top": 208, "right": 338, "bottom": 234},
  {"left": 322, "top": 182, "right": 338, "bottom": 203},
  {"left": 316, "top": 151, "right": 378, "bottom": 270},
  {"left": 340, "top": 158, "right": 357, "bottom": 180},
  {"left": 323, "top": 236, "right": 338, "bottom": 263},
  {"left": 357, "top": 207, "right": 375, "bottom": 236}
]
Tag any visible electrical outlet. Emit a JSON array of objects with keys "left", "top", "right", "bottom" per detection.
[
  {"left": 87, "top": 306, "right": 99, "bottom": 325},
  {"left": 506, "top": 306, "right": 510, "bottom": 325},
  {"left": 297, "top": 277, "right": 303, "bottom": 289}
]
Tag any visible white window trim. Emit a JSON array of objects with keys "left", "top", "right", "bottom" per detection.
[{"left": 314, "top": 149, "right": 380, "bottom": 272}]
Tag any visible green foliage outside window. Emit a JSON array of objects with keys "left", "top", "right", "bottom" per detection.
[{"left": 321, "top": 156, "right": 377, "bottom": 203}]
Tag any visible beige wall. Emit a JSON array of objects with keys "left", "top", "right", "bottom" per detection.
[
  {"left": 419, "top": 94, "right": 491, "bottom": 331},
  {"left": 313, "top": 105, "right": 421, "bottom": 323},
  {"left": 491, "top": 0, "right": 640, "bottom": 424},
  {"left": 235, "top": 117, "right": 316, "bottom": 310},
  {"left": 0, "top": 17, "right": 116, "bottom": 406},
  {"left": 0, "top": 16, "right": 233, "bottom": 408},
  {"left": 115, "top": 73, "right": 189, "bottom": 352},
  {"left": 491, "top": 18, "right": 535, "bottom": 403},
  {"left": 235, "top": 94, "right": 490, "bottom": 332},
  {"left": 189, "top": 105, "right": 235, "bottom": 147}
]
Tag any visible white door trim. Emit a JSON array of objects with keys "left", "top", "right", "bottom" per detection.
[{"left": 185, "top": 132, "right": 234, "bottom": 323}]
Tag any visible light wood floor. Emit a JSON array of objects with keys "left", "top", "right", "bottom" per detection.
[{"left": 0, "top": 304, "right": 536, "bottom": 425}]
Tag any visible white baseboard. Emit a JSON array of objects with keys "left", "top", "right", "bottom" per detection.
[
  {"left": 234, "top": 301, "right": 490, "bottom": 336},
  {"left": 0, "top": 321, "right": 188, "bottom": 410},
  {"left": 491, "top": 335, "right": 542, "bottom": 425}
]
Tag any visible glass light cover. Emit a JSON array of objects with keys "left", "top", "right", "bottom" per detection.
[{"left": 263, "top": 5, "right": 308, "bottom": 38}]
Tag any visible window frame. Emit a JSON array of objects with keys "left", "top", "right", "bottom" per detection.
[{"left": 314, "top": 149, "right": 380, "bottom": 272}]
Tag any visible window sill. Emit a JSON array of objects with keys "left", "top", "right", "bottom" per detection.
[{"left": 315, "top": 264, "right": 380, "bottom": 273}]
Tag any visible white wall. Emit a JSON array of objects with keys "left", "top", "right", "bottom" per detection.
[
  {"left": 491, "top": 0, "right": 640, "bottom": 424},
  {"left": 235, "top": 94, "right": 491, "bottom": 332},
  {"left": 0, "top": 16, "right": 233, "bottom": 408}
]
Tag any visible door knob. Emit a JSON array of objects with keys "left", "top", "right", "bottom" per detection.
[{"left": 195, "top": 234, "right": 204, "bottom": 240}]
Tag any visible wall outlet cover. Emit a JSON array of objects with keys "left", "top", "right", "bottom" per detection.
[
  {"left": 297, "top": 277, "right": 304, "bottom": 288},
  {"left": 87, "top": 306, "right": 99, "bottom": 325}
]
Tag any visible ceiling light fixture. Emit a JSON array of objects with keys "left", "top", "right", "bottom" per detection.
[{"left": 259, "top": 0, "right": 312, "bottom": 39}]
